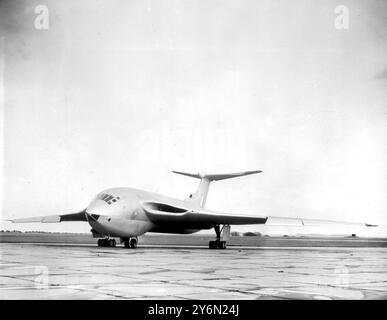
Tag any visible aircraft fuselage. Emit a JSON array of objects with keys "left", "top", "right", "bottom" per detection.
[{"left": 85, "top": 187, "right": 203, "bottom": 238}]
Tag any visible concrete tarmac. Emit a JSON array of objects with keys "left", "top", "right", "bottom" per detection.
[{"left": 1, "top": 243, "right": 387, "bottom": 300}]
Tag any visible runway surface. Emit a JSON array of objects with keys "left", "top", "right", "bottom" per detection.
[{"left": 1, "top": 243, "right": 387, "bottom": 300}]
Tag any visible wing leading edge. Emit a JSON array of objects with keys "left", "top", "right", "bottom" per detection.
[{"left": 9, "top": 210, "right": 87, "bottom": 223}]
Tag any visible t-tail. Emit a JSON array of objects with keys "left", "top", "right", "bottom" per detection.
[{"left": 172, "top": 170, "right": 262, "bottom": 208}]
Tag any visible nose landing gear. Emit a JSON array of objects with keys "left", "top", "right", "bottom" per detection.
[
  {"left": 123, "top": 237, "right": 138, "bottom": 249},
  {"left": 97, "top": 237, "right": 138, "bottom": 248},
  {"left": 97, "top": 238, "right": 116, "bottom": 247}
]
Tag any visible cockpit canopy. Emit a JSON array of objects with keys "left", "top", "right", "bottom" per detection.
[{"left": 96, "top": 193, "right": 120, "bottom": 205}]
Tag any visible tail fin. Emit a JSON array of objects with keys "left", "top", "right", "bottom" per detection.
[{"left": 172, "top": 170, "right": 262, "bottom": 207}]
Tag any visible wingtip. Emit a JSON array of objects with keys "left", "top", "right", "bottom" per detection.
[
  {"left": 365, "top": 223, "right": 378, "bottom": 227},
  {"left": 245, "top": 170, "right": 263, "bottom": 175}
]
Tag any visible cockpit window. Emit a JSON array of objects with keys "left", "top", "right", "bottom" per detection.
[
  {"left": 96, "top": 193, "right": 120, "bottom": 205},
  {"left": 105, "top": 195, "right": 114, "bottom": 202}
]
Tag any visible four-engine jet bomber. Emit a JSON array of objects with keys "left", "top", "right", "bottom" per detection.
[{"left": 10, "top": 170, "right": 376, "bottom": 249}]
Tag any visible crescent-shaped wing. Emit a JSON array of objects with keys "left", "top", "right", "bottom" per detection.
[
  {"left": 142, "top": 201, "right": 267, "bottom": 229},
  {"left": 8, "top": 210, "right": 87, "bottom": 223},
  {"left": 142, "top": 201, "right": 377, "bottom": 229}
]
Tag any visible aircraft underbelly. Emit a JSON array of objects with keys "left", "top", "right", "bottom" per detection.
[{"left": 149, "top": 226, "right": 201, "bottom": 234}]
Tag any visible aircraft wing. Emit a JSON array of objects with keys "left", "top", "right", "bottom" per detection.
[
  {"left": 142, "top": 201, "right": 267, "bottom": 229},
  {"left": 142, "top": 201, "right": 377, "bottom": 229},
  {"left": 266, "top": 216, "right": 377, "bottom": 227},
  {"left": 8, "top": 210, "right": 87, "bottom": 223}
]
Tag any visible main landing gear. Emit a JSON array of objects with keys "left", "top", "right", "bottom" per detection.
[
  {"left": 123, "top": 237, "right": 138, "bottom": 249},
  {"left": 209, "top": 225, "right": 227, "bottom": 249},
  {"left": 97, "top": 238, "right": 116, "bottom": 247}
]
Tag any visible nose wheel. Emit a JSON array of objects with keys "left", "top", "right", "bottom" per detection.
[
  {"left": 209, "top": 225, "right": 227, "bottom": 249},
  {"left": 97, "top": 238, "right": 116, "bottom": 247},
  {"left": 123, "top": 237, "right": 138, "bottom": 248}
]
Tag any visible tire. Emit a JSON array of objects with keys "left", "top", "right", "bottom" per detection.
[
  {"left": 130, "top": 238, "right": 137, "bottom": 248},
  {"left": 214, "top": 241, "right": 226, "bottom": 249},
  {"left": 97, "top": 239, "right": 102, "bottom": 247},
  {"left": 124, "top": 238, "right": 130, "bottom": 248},
  {"left": 109, "top": 239, "right": 116, "bottom": 247}
]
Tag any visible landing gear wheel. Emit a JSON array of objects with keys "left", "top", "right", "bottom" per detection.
[
  {"left": 209, "top": 225, "right": 227, "bottom": 249},
  {"left": 97, "top": 238, "right": 116, "bottom": 247},
  {"left": 130, "top": 238, "right": 137, "bottom": 248},
  {"left": 209, "top": 240, "right": 226, "bottom": 249},
  {"left": 123, "top": 237, "right": 138, "bottom": 248}
]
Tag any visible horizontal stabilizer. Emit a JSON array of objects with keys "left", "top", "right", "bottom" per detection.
[{"left": 172, "top": 170, "right": 262, "bottom": 181}]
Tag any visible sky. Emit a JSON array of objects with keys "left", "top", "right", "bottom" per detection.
[{"left": 0, "top": 0, "right": 386, "bottom": 236}]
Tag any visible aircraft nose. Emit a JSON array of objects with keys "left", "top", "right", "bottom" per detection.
[
  {"left": 86, "top": 200, "right": 106, "bottom": 216},
  {"left": 85, "top": 201, "right": 106, "bottom": 225}
]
